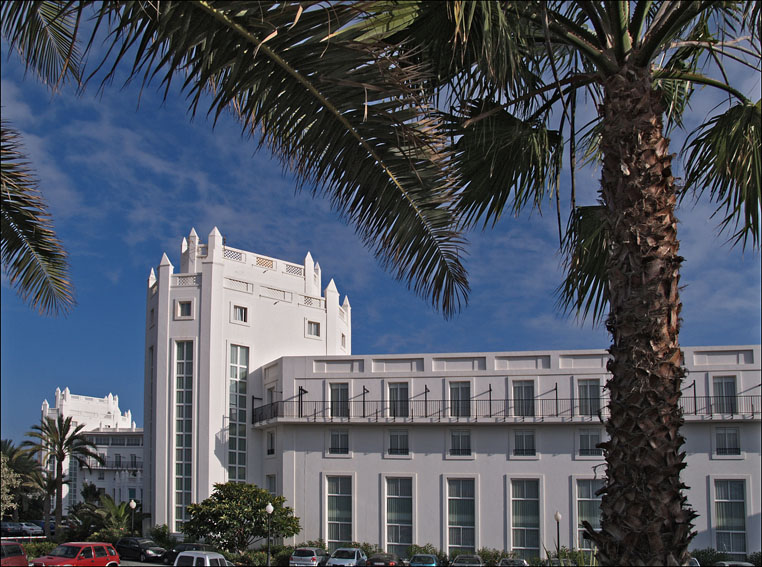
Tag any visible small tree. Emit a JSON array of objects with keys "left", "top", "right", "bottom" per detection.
[
  {"left": 1, "top": 453, "right": 20, "bottom": 517},
  {"left": 182, "top": 482, "right": 300, "bottom": 555}
]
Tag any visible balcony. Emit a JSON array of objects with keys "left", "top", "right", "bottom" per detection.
[
  {"left": 81, "top": 458, "right": 143, "bottom": 470},
  {"left": 251, "top": 395, "right": 760, "bottom": 425}
]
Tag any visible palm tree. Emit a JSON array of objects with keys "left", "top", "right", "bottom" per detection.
[
  {"left": 22, "top": 415, "right": 103, "bottom": 534},
  {"left": 95, "top": 494, "right": 131, "bottom": 532},
  {"left": 1, "top": 2, "right": 759, "bottom": 564},
  {"left": 1, "top": 439, "right": 43, "bottom": 521},
  {"left": 23, "top": 469, "right": 60, "bottom": 538}
]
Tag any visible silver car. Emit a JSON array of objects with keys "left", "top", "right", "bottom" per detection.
[
  {"left": 290, "top": 547, "right": 330, "bottom": 566},
  {"left": 326, "top": 548, "right": 368, "bottom": 566}
]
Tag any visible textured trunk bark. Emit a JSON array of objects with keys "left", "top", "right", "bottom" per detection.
[
  {"left": 55, "top": 456, "right": 64, "bottom": 535},
  {"left": 588, "top": 65, "right": 695, "bottom": 566}
]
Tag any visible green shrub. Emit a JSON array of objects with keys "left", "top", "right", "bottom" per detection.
[
  {"left": 748, "top": 550, "right": 762, "bottom": 567},
  {"left": 149, "top": 523, "right": 179, "bottom": 549},
  {"left": 294, "top": 539, "right": 328, "bottom": 551},
  {"left": 477, "top": 547, "right": 511, "bottom": 564},
  {"left": 87, "top": 526, "right": 129, "bottom": 543},
  {"left": 225, "top": 550, "right": 267, "bottom": 565},
  {"left": 347, "top": 541, "right": 383, "bottom": 557},
  {"left": 689, "top": 548, "right": 729, "bottom": 566},
  {"left": 22, "top": 541, "right": 57, "bottom": 559}
]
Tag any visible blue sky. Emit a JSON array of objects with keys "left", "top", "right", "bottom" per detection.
[{"left": 1, "top": 39, "right": 760, "bottom": 446}]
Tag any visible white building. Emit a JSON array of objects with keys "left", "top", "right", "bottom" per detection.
[
  {"left": 145, "top": 229, "right": 761, "bottom": 561},
  {"left": 40, "top": 388, "right": 143, "bottom": 511}
]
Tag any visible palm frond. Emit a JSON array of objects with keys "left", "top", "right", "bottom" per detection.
[
  {"left": 682, "top": 100, "right": 762, "bottom": 249},
  {"left": 85, "top": 0, "right": 469, "bottom": 317},
  {"left": 446, "top": 101, "right": 563, "bottom": 229},
  {"left": 556, "top": 204, "right": 609, "bottom": 323},
  {"left": 0, "top": 0, "right": 83, "bottom": 88},
  {"left": 1, "top": 121, "right": 75, "bottom": 316}
]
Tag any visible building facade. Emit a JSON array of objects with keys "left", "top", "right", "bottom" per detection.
[
  {"left": 146, "top": 229, "right": 760, "bottom": 560},
  {"left": 40, "top": 388, "right": 143, "bottom": 511}
]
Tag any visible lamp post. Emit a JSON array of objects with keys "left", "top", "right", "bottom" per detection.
[
  {"left": 265, "top": 502, "right": 274, "bottom": 566},
  {"left": 554, "top": 510, "right": 562, "bottom": 560},
  {"left": 129, "top": 499, "right": 136, "bottom": 534}
]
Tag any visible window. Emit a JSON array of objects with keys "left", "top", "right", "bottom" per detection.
[
  {"left": 175, "top": 340, "right": 193, "bottom": 530},
  {"left": 331, "top": 383, "right": 349, "bottom": 418},
  {"left": 578, "top": 379, "right": 601, "bottom": 416},
  {"left": 114, "top": 454, "right": 122, "bottom": 468},
  {"left": 715, "top": 480, "right": 746, "bottom": 560},
  {"left": 327, "top": 476, "right": 352, "bottom": 552},
  {"left": 514, "top": 430, "right": 536, "bottom": 457},
  {"left": 389, "top": 383, "right": 409, "bottom": 417},
  {"left": 578, "top": 429, "right": 603, "bottom": 457},
  {"left": 98, "top": 470, "right": 105, "bottom": 480},
  {"left": 387, "top": 478, "right": 412, "bottom": 557},
  {"left": 228, "top": 345, "right": 249, "bottom": 482},
  {"left": 329, "top": 430, "right": 349, "bottom": 455},
  {"left": 307, "top": 321, "right": 321, "bottom": 337},
  {"left": 341, "top": 333, "right": 346, "bottom": 349},
  {"left": 266, "top": 474, "right": 277, "bottom": 495},
  {"left": 577, "top": 479, "right": 603, "bottom": 550},
  {"left": 448, "top": 479, "right": 475, "bottom": 556},
  {"left": 513, "top": 380, "right": 535, "bottom": 417},
  {"left": 713, "top": 376, "right": 737, "bottom": 414},
  {"left": 715, "top": 427, "right": 741, "bottom": 456},
  {"left": 266, "top": 431, "right": 276, "bottom": 455},
  {"left": 130, "top": 454, "right": 138, "bottom": 468},
  {"left": 511, "top": 479, "right": 540, "bottom": 561},
  {"left": 450, "top": 382, "right": 471, "bottom": 418},
  {"left": 176, "top": 300, "right": 192, "bottom": 319},
  {"left": 450, "top": 430, "right": 471, "bottom": 456},
  {"left": 388, "top": 430, "right": 409, "bottom": 456},
  {"left": 129, "top": 488, "right": 136, "bottom": 500},
  {"left": 233, "top": 305, "right": 248, "bottom": 323}
]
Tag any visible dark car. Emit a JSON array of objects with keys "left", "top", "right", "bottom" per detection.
[
  {"left": 0, "top": 523, "right": 24, "bottom": 538},
  {"left": 366, "top": 553, "right": 403, "bottom": 566},
  {"left": 115, "top": 537, "right": 166, "bottom": 563},
  {"left": 1, "top": 542, "right": 29, "bottom": 567},
  {"left": 163, "top": 543, "right": 215, "bottom": 565},
  {"left": 409, "top": 555, "right": 440, "bottom": 567}
]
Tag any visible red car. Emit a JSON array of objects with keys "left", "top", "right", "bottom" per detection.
[
  {"left": 1, "top": 542, "right": 29, "bottom": 567},
  {"left": 31, "top": 542, "right": 120, "bottom": 567}
]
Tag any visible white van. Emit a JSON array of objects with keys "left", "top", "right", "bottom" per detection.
[{"left": 174, "top": 550, "right": 233, "bottom": 566}]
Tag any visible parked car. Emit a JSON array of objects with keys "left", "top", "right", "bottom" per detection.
[
  {"left": 326, "top": 547, "right": 368, "bottom": 566},
  {"left": 163, "top": 543, "right": 215, "bottom": 564},
  {"left": 0, "top": 523, "right": 24, "bottom": 538},
  {"left": 367, "top": 553, "right": 402, "bottom": 566},
  {"left": 114, "top": 537, "right": 166, "bottom": 563},
  {"left": 30, "top": 542, "right": 119, "bottom": 566},
  {"left": 450, "top": 555, "right": 484, "bottom": 567},
  {"left": 0, "top": 542, "right": 28, "bottom": 567},
  {"left": 30, "top": 520, "right": 55, "bottom": 536},
  {"left": 498, "top": 559, "right": 530, "bottom": 567},
  {"left": 173, "top": 551, "right": 232, "bottom": 566},
  {"left": 686, "top": 558, "right": 700, "bottom": 567},
  {"left": 409, "top": 555, "right": 440, "bottom": 567},
  {"left": 290, "top": 547, "right": 331, "bottom": 566},
  {"left": 712, "top": 562, "right": 754, "bottom": 567},
  {"left": 18, "top": 522, "right": 44, "bottom": 536}
]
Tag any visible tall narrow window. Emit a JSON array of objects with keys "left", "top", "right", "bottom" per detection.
[
  {"left": 577, "top": 479, "right": 603, "bottom": 551},
  {"left": 450, "top": 430, "right": 471, "bottom": 456},
  {"left": 329, "top": 430, "right": 349, "bottom": 455},
  {"left": 448, "top": 478, "right": 475, "bottom": 556},
  {"left": 578, "top": 379, "right": 601, "bottom": 416},
  {"left": 175, "top": 340, "right": 193, "bottom": 531},
  {"left": 388, "top": 430, "right": 409, "bottom": 456},
  {"left": 715, "top": 480, "right": 746, "bottom": 560},
  {"left": 511, "top": 479, "right": 540, "bottom": 561},
  {"left": 713, "top": 376, "right": 737, "bottom": 414},
  {"left": 513, "top": 381, "right": 535, "bottom": 417},
  {"left": 450, "top": 382, "right": 471, "bottom": 418},
  {"left": 229, "top": 345, "right": 249, "bottom": 482},
  {"left": 389, "top": 383, "right": 409, "bottom": 418},
  {"left": 331, "top": 383, "right": 349, "bottom": 418},
  {"left": 266, "top": 474, "right": 277, "bottom": 496},
  {"left": 266, "top": 431, "right": 276, "bottom": 455},
  {"left": 387, "top": 478, "right": 412, "bottom": 556},
  {"left": 716, "top": 427, "right": 741, "bottom": 456},
  {"left": 327, "top": 476, "right": 352, "bottom": 552}
]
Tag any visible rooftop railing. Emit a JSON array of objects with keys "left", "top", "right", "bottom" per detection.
[
  {"left": 251, "top": 395, "right": 760, "bottom": 425},
  {"left": 81, "top": 458, "right": 143, "bottom": 470}
]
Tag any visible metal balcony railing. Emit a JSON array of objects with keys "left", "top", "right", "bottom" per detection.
[
  {"left": 81, "top": 458, "right": 143, "bottom": 470},
  {"left": 251, "top": 395, "right": 760, "bottom": 425}
]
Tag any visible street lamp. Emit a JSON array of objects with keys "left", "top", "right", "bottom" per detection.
[
  {"left": 554, "top": 510, "right": 562, "bottom": 560},
  {"left": 129, "top": 499, "right": 137, "bottom": 534},
  {"left": 265, "top": 502, "right": 274, "bottom": 567}
]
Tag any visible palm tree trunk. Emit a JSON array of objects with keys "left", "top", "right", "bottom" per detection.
[
  {"left": 55, "top": 456, "right": 64, "bottom": 536},
  {"left": 591, "top": 65, "right": 696, "bottom": 566}
]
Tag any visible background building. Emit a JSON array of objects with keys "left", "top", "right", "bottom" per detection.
[
  {"left": 40, "top": 388, "right": 143, "bottom": 511},
  {"left": 146, "top": 229, "right": 760, "bottom": 560}
]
